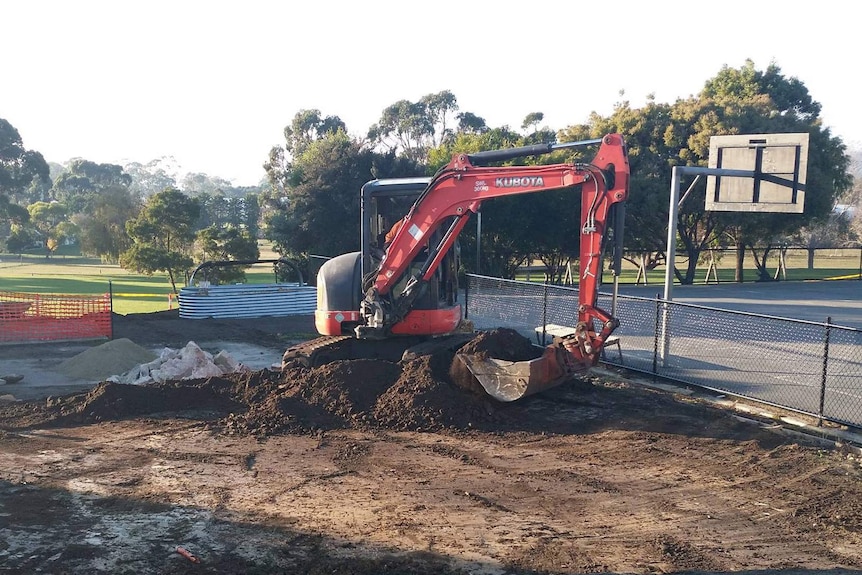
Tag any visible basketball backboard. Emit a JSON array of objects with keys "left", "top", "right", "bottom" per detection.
[{"left": 705, "top": 133, "right": 809, "bottom": 213}]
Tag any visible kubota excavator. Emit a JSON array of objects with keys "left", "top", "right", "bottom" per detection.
[{"left": 283, "top": 134, "right": 630, "bottom": 401}]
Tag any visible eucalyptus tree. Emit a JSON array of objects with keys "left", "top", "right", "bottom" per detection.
[
  {"left": 121, "top": 188, "right": 200, "bottom": 293},
  {"left": 75, "top": 185, "right": 140, "bottom": 262},
  {"left": 0, "top": 193, "right": 29, "bottom": 228},
  {"left": 570, "top": 97, "right": 711, "bottom": 284},
  {"left": 282, "top": 109, "right": 347, "bottom": 157},
  {"left": 193, "top": 225, "right": 260, "bottom": 284},
  {"left": 124, "top": 159, "right": 177, "bottom": 198},
  {"left": 27, "top": 201, "right": 72, "bottom": 256},
  {"left": 0, "top": 118, "right": 50, "bottom": 214},
  {"left": 264, "top": 129, "right": 417, "bottom": 263},
  {"left": 51, "top": 160, "right": 132, "bottom": 214},
  {"left": 181, "top": 172, "right": 233, "bottom": 197},
  {"left": 264, "top": 109, "right": 347, "bottom": 202},
  {"left": 456, "top": 112, "right": 488, "bottom": 135},
  {"left": 419, "top": 90, "right": 459, "bottom": 146},
  {"left": 565, "top": 61, "right": 851, "bottom": 284},
  {"left": 368, "top": 90, "right": 465, "bottom": 163}
]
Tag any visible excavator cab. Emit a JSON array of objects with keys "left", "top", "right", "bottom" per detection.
[
  {"left": 313, "top": 177, "right": 461, "bottom": 338},
  {"left": 369, "top": 191, "right": 416, "bottom": 253}
]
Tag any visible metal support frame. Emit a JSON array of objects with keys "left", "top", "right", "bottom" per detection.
[{"left": 661, "top": 165, "right": 777, "bottom": 363}]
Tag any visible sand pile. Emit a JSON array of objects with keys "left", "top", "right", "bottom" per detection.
[{"left": 55, "top": 338, "right": 157, "bottom": 381}]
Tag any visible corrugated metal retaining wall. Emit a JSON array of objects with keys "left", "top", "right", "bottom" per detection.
[{"left": 178, "top": 283, "right": 316, "bottom": 319}]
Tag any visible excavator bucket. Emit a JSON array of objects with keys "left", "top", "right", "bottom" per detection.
[{"left": 455, "top": 345, "right": 584, "bottom": 402}]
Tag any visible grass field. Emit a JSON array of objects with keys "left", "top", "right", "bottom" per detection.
[
  {"left": 3, "top": 245, "right": 860, "bottom": 315},
  {"left": 0, "top": 242, "right": 289, "bottom": 315},
  {"left": 517, "top": 249, "right": 862, "bottom": 284}
]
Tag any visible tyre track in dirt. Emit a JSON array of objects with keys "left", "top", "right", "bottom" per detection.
[
  {"left": 7, "top": 416, "right": 861, "bottom": 574},
  {"left": 2, "top": 411, "right": 862, "bottom": 574},
  {"left": 372, "top": 428, "right": 861, "bottom": 573},
  {"left": 2, "top": 316, "right": 862, "bottom": 573}
]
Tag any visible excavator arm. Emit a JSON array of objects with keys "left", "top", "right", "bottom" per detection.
[{"left": 359, "top": 134, "right": 629, "bottom": 366}]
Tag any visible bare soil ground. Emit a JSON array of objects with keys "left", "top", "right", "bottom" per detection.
[{"left": 1, "top": 311, "right": 862, "bottom": 574}]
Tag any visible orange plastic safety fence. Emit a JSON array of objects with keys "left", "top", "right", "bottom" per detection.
[{"left": 0, "top": 291, "right": 112, "bottom": 343}]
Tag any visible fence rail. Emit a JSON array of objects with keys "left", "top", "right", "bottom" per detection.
[{"left": 464, "top": 274, "right": 862, "bottom": 429}]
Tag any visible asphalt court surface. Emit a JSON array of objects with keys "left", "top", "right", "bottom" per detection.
[
  {"left": 465, "top": 278, "right": 862, "bottom": 426},
  {"left": 618, "top": 279, "right": 862, "bottom": 329}
]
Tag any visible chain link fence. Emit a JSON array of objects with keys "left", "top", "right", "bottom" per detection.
[{"left": 465, "top": 274, "right": 862, "bottom": 429}]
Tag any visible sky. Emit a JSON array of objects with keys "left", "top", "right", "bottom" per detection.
[{"left": 2, "top": 0, "right": 858, "bottom": 187}]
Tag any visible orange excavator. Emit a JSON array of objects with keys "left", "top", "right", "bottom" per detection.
[{"left": 283, "top": 134, "right": 630, "bottom": 401}]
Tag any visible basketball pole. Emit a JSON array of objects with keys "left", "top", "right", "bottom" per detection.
[
  {"left": 661, "top": 166, "right": 763, "bottom": 364},
  {"left": 660, "top": 133, "right": 809, "bottom": 365},
  {"left": 660, "top": 167, "right": 682, "bottom": 363}
]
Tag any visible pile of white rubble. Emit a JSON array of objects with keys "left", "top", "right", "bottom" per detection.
[{"left": 107, "top": 341, "right": 250, "bottom": 385}]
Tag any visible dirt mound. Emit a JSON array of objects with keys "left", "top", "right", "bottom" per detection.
[
  {"left": 457, "top": 327, "right": 542, "bottom": 361},
  {"left": 222, "top": 360, "right": 405, "bottom": 435},
  {"left": 221, "top": 350, "right": 502, "bottom": 435},
  {"left": 1, "top": 330, "right": 531, "bottom": 434},
  {"left": 374, "top": 352, "right": 499, "bottom": 430}
]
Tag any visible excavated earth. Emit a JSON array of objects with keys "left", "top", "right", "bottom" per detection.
[{"left": 1, "top": 310, "right": 861, "bottom": 574}]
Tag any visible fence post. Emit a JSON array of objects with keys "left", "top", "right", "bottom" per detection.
[
  {"left": 108, "top": 281, "right": 114, "bottom": 340},
  {"left": 464, "top": 275, "right": 470, "bottom": 320},
  {"left": 541, "top": 281, "right": 549, "bottom": 345},
  {"left": 818, "top": 316, "right": 831, "bottom": 427},
  {"left": 653, "top": 294, "right": 661, "bottom": 381}
]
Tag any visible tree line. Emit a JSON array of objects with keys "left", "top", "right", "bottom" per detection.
[
  {"left": 262, "top": 60, "right": 860, "bottom": 283},
  {"left": 0, "top": 128, "right": 262, "bottom": 291},
  {"left": 2, "top": 59, "right": 861, "bottom": 291}
]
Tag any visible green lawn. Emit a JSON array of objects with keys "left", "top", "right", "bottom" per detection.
[
  {"left": 0, "top": 242, "right": 295, "bottom": 314},
  {"left": 0, "top": 256, "right": 174, "bottom": 314},
  {"left": 515, "top": 254, "right": 862, "bottom": 285},
  {"left": 0, "top": 249, "right": 291, "bottom": 315}
]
